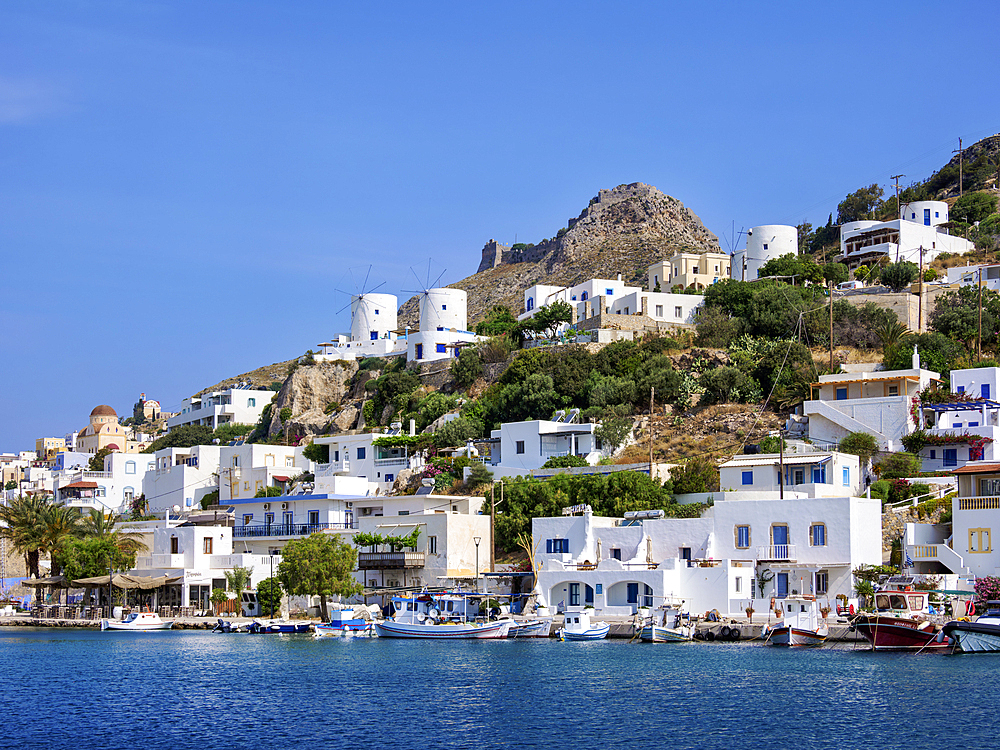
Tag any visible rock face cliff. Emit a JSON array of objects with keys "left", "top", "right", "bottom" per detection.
[
  {"left": 267, "top": 361, "right": 360, "bottom": 438},
  {"left": 398, "top": 183, "right": 720, "bottom": 327}
]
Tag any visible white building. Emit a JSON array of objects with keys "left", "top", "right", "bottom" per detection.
[
  {"left": 533, "top": 495, "right": 881, "bottom": 617},
  {"left": 167, "top": 387, "right": 274, "bottom": 432},
  {"left": 730, "top": 225, "right": 797, "bottom": 281},
  {"left": 54, "top": 452, "right": 155, "bottom": 515},
  {"left": 318, "top": 292, "right": 407, "bottom": 362},
  {"left": 914, "top": 367, "right": 1000, "bottom": 472},
  {"left": 217, "top": 443, "right": 306, "bottom": 503},
  {"left": 519, "top": 275, "right": 703, "bottom": 334},
  {"left": 839, "top": 201, "right": 973, "bottom": 271},
  {"left": 406, "top": 288, "right": 480, "bottom": 365},
  {"left": 946, "top": 263, "right": 1000, "bottom": 292},
  {"left": 906, "top": 460, "right": 1000, "bottom": 579},
  {"left": 719, "top": 450, "right": 863, "bottom": 497},
  {"left": 312, "top": 430, "right": 425, "bottom": 494},
  {"left": 478, "top": 416, "right": 614, "bottom": 480},
  {"left": 803, "top": 350, "right": 938, "bottom": 450}
]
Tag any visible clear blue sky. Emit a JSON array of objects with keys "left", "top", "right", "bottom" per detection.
[{"left": 2, "top": 1, "right": 998, "bottom": 451}]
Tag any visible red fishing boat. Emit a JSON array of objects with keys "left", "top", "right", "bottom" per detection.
[{"left": 852, "top": 577, "right": 950, "bottom": 651}]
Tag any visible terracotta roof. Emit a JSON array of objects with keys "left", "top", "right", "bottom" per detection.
[
  {"left": 90, "top": 404, "right": 117, "bottom": 417},
  {"left": 106, "top": 443, "right": 120, "bottom": 451},
  {"left": 63, "top": 481, "right": 98, "bottom": 489},
  {"left": 951, "top": 463, "right": 1000, "bottom": 474},
  {"left": 273, "top": 476, "right": 290, "bottom": 482}
]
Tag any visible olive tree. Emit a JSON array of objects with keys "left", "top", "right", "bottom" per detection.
[{"left": 277, "top": 533, "right": 361, "bottom": 621}]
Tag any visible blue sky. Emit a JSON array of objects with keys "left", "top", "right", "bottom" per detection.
[{"left": 2, "top": 1, "right": 998, "bottom": 451}]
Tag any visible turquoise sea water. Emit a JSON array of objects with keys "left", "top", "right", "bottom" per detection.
[{"left": 3, "top": 628, "right": 999, "bottom": 750}]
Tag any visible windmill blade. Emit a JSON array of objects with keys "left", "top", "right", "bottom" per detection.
[
  {"left": 365, "top": 280, "right": 387, "bottom": 295},
  {"left": 336, "top": 299, "right": 353, "bottom": 314},
  {"left": 428, "top": 269, "right": 447, "bottom": 289},
  {"left": 334, "top": 288, "right": 355, "bottom": 298},
  {"left": 360, "top": 265, "right": 373, "bottom": 295},
  {"left": 425, "top": 258, "right": 433, "bottom": 289},
  {"left": 401, "top": 288, "right": 429, "bottom": 296},
  {"left": 409, "top": 266, "right": 427, "bottom": 291}
]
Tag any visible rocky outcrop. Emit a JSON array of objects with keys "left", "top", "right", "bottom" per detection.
[
  {"left": 268, "top": 361, "right": 359, "bottom": 438},
  {"left": 399, "top": 183, "right": 720, "bottom": 327}
]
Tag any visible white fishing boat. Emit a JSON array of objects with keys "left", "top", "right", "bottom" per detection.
[
  {"left": 314, "top": 605, "right": 378, "bottom": 638},
  {"left": 943, "top": 601, "right": 1000, "bottom": 652},
  {"left": 768, "top": 595, "right": 828, "bottom": 647},
  {"left": 100, "top": 611, "right": 173, "bottom": 631},
  {"left": 557, "top": 610, "right": 609, "bottom": 641},
  {"left": 373, "top": 593, "right": 512, "bottom": 639},
  {"left": 506, "top": 617, "right": 553, "bottom": 638},
  {"left": 640, "top": 604, "right": 693, "bottom": 643}
]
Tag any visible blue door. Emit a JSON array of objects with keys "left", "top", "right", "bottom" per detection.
[
  {"left": 983, "top": 384, "right": 991, "bottom": 399},
  {"left": 944, "top": 449, "right": 958, "bottom": 467},
  {"left": 626, "top": 583, "right": 639, "bottom": 604},
  {"left": 776, "top": 573, "right": 788, "bottom": 599},
  {"left": 415, "top": 343, "right": 423, "bottom": 360},
  {"left": 924, "top": 208, "right": 931, "bottom": 226},
  {"left": 773, "top": 525, "right": 789, "bottom": 558}
]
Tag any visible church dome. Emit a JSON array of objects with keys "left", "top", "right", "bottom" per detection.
[{"left": 90, "top": 405, "right": 117, "bottom": 418}]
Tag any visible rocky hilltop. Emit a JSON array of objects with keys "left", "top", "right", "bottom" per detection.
[{"left": 398, "top": 183, "right": 719, "bottom": 326}]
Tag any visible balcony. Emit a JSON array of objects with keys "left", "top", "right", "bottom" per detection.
[
  {"left": 232, "top": 522, "right": 357, "bottom": 539},
  {"left": 958, "top": 496, "right": 1000, "bottom": 511},
  {"left": 910, "top": 544, "right": 939, "bottom": 560},
  {"left": 137, "top": 554, "right": 186, "bottom": 568},
  {"left": 357, "top": 551, "right": 425, "bottom": 569},
  {"left": 374, "top": 457, "right": 409, "bottom": 468},
  {"left": 756, "top": 545, "right": 796, "bottom": 561},
  {"left": 316, "top": 460, "right": 350, "bottom": 476}
]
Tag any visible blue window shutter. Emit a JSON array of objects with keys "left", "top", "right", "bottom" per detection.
[
  {"left": 741, "top": 470, "right": 753, "bottom": 485},
  {"left": 958, "top": 385, "right": 965, "bottom": 394},
  {"left": 546, "top": 539, "right": 553, "bottom": 554},
  {"left": 836, "top": 387, "right": 847, "bottom": 400},
  {"left": 983, "top": 384, "right": 991, "bottom": 399}
]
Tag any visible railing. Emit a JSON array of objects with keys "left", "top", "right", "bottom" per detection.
[
  {"left": 316, "top": 460, "right": 350, "bottom": 476},
  {"left": 232, "top": 522, "right": 357, "bottom": 538},
  {"left": 208, "top": 554, "right": 281, "bottom": 568},
  {"left": 912, "top": 545, "right": 939, "bottom": 559},
  {"left": 137, "top": 554, "right": 186, "bottom": 568},
  {"left": 756, "top": 545, "right": 796, "bottom": 561},
  {"left": 958, "top": 496, "right": 1000, "bottom": 510},
  {"left": 373, "top": 457, "right": 409, "bottom": 468},
  {"left": 357, "top": 551, "right": 425, "bottom": 569}
]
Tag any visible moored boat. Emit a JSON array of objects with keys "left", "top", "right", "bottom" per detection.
[
  {"left": 100, "top": 611, "right": 173, "bottom": 631},
  {"left": 943, "top": 601, "right": 1000, "bottom": 653},
  {"left": 768, "top": 595, "right": 828, "bottom": 647},
  {"left": 851, "top": 577, "right": 951, "bottom": 651},
  {"left": 247, "top": 619, "right": 311, "bottom": 634},
  {"left": 557, "top": 610, "right": 609, "bottom": 641},
  {"left": 373, "top": 592, "right": 512, "bottom": 639},
  {"left": 640, "top": 604, "right": 693, "bottom": 643},
  {"left": 314, "top": 606, "right": 378, "bottom": 638},
  {"left": 507, "top": 617, "right": 553, "bottom": 638}
]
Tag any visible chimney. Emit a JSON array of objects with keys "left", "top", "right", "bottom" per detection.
[
  {"left": 617, "top": 273, "right": 622, "bottom": 281},
  {"left": 409, "top": 419, "right": 416, "bottom": 436}
]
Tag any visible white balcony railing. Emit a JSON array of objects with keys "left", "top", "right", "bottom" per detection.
[
  {"left": 373, "top": 457, "right": 409, "bottom": 468},
  {"left": 137, "top": 554, "right": 186, "bottom": 568},
  {"left": 316, "top": 460, "right": 350, "bottom": 476},
  {"left": 756, "top": 545, "right": 796, "bottom": 561}
]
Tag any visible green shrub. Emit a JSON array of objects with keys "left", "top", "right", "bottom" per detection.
[{"left": 542, "top": 455, "right": 589, "bottom": 469}]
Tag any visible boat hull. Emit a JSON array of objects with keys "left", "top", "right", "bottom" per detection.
[
  {"left": 314, "top": 622, "right": 376, "bottom": 638},
  {"left": 100, "top": 619, "right": 173, "bottom": 631},
  {"left": 641, "top": 625, "right": 693, "bottom": 643},
  {"left": 248, "top": 621, "right": 311, "bottom": 634},
  {"left": 558, "top": 622, "right": 610, "bottom": 641},
  {"left": 507, "top": 619, "right": 552, "bottom": 638},
  {"left": 943, "top": 622, "right": 1000, "bottom": 653},
  {"left": 769, "top": 626, "right": 827, "bottom": 647},
  {"left": 853, "top": 615, "right": 949, "bottom": 651},
  {"left": 374, "top": 620, "right": 512, "bottom": 639}
]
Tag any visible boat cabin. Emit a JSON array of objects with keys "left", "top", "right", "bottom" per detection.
[
  {"left": 873, "top": 577, "right": 933, "bottom": 615},
  {"left": 390, "top": 593, "right": 478, "bottom": 624},
  {"left": 777, "top": 595, "right": 828, "bottom": 631}
]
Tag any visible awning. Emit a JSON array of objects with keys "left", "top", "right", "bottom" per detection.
[
  {"left": 63, "top": 481, "right": 98, "bottom": 489},
  {"left": 921, "top": 400, "right": 1000, "bottom": 412},
  {"left": 22, "top": 575, "right": 71, "bottom": 588},
  {"left": 72, "top": 574, "right": 183, "bottom": 589},
  {"left": 810, "top": 373, "right": 928, "bottom": 387},
  {"left": 273, "top": 476, "right": 290, "bottom": 482},
  {"left": 951, "top": 463, "right": 1000, "bottom": 474}
]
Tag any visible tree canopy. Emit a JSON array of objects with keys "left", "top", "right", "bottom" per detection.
[
  {"left": 277, "top": 533, "right": 361, "bottom": 620},
  {"left": 837, "top": 184, "right": 885, "bottom": 224}
]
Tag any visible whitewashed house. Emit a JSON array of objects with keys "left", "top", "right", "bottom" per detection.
[
  {"left": 915, "top": 367, "right": 1000, "bottom": 472},
  {"left": 54, "top": 452, "right": 155, "bottom": 514},
  {"left": 143, "top": 445, "right": 222, "bottom": 513},
  {"left": 167, "top": 387, "right": 274, "bottom": 432},
  {"left": 946, "top": 263, "right": 1000, "bottom": 292},
  {"left": 803, "top": 349, "right": 938, "bottom": 450},
  {"left": 478, "top": 416, "right": 613, "bottom": 480},
  {"left": 719, "top": 450, "right": 863, "bottom": 497},
  {"left": 839, "top": 201, "right": 973, "bottom": 271},
  {"left": 313, "top": 430, "right": 425, "bottom": 494},
  {"left": 533, "top": 495, "right": 881, "bottom": 617}
]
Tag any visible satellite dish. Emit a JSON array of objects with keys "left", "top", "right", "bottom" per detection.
[{"left": 172, "top": 505, "right": 181, "bottom": 513}]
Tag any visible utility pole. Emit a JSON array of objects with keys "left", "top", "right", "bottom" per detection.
[
  {"left": 829, "top": 281, "right": 835, "bottom": 372},
  {"left": 954, "top": 138, "right": 964, "bottom": 197},
  {"left": 649, "top": 387, "right": 654, "bottom": 474},
  {"left": 918, "top": 245, "right": 924, "bottom": 333},
  {"left": 979, "top": 268, "right": 984, "bottom": 360},
  {"left": 490, "top": 483, "right": 496, "bottom": 572},
  {"left": 779, "top": 433, "right": 785, "bottom": 500},
  {"left": 891, "top": 174, "right": 904, "bottom": 218}
]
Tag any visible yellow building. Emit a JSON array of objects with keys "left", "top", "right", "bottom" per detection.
[
  {"left": 648, "top": 251, "right": 731, "bottom": 291},
  {"left": 76, "top": 405, "right": 134, "bottom": 454},
  {"left": 35, "top": 437, "right": 65, "bottom": 461}
]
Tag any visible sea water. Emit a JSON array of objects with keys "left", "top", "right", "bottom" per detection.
[{"left": 3, "top": 628, "right": 998, "bottom": 750}]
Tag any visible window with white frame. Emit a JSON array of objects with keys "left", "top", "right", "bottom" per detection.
[
  {"left": 674, "top": 306, "right": 682, "bottom": 318},
  {"left": 816, "top": 571, "right": 829, "bottom": 595},
  {"left": 546, "top": 538, "right": 570, "bottom": 554},
  {"left": 655, "top": 305, "right": 663, "bottom": 317},
  {"left": 735, "top": 525, "right": 751, "bottom": 549},
  {"left": 428, "top": 536, "right": 437, "bottom": 554},
  {"left": 125, "top": 460, "right": 136, "bottom": 474},
  {"left": 741, "top": 470, "right": 753, "bottom": 486},
  {"left": 516, "top": 440, "right": 525, "bottom": 454}
]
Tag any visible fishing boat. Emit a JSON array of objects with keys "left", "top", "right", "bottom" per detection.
[
  {"left": 768, "top": 595, "right": 828, "bottom": 647},
  {"left": 506, "top": 617, "right": 553, "bottom": 638},
  {"left": 640, "top": 604, "right": 693, "bottom": 643},
  {"left": 100, "top": 611, "right": 173, "bottom": 631},
  {"left": 314, "top": 606, "right": 378, "bottom": 638},
  {"left": 557, "top": 610, "right": 609, "bottom": 641},
  {"left": 851, "top": 577, "right": 951, "bottom": 651},
  {"left": 373, "top": 593, "right": 512, "bottom": 639},
  {"left": 943, "top": 601, "right": 1000, "bottom": 653}
]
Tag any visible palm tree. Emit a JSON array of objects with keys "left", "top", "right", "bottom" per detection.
[
  {"left": 81, "top": 509, "right": 147, "bottom": 557},
  {"left": 40, "top": 503, "right": 83, "bottom": 576},
  {"left": 875, "top": 320, "right": 912, "bottom": 352},
  {"left": 0, "top": 494, "right": 49, "bottom": 578}
]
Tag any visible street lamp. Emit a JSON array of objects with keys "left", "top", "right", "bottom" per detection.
[{"left": 473, "top": 537, "right": 482, "bottom": 594}]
